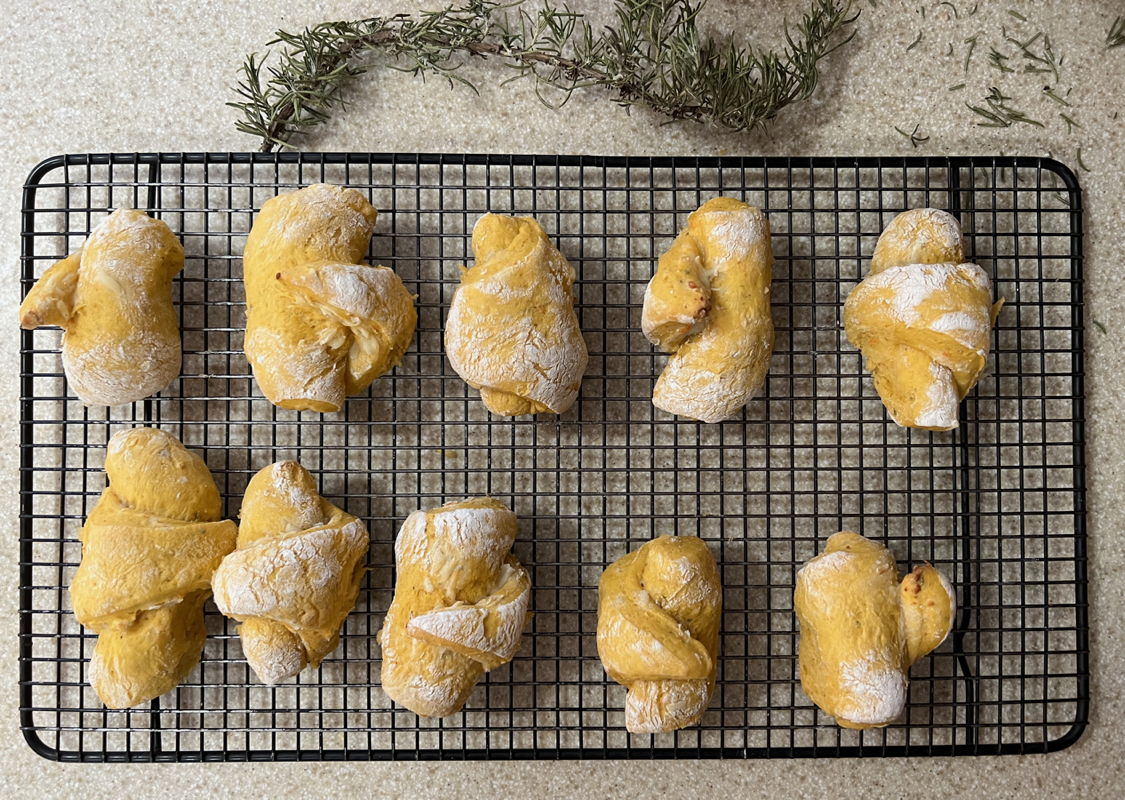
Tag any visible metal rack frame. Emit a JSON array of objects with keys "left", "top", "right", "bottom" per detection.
[{"left": 19, "top": 153, "right": 1087, "bottom": 761}]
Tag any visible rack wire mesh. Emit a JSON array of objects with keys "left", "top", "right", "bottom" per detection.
[{"left": 19, "top": 153, "right": 1087, "bottom": 761}]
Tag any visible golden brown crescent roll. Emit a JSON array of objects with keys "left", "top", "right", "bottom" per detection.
[
  {"left": 843, "top": 208, "right": 998, "bottom": 430},
  {"left": 641, "top": 197, "right": 774, "bottom": 423},
  {"left": 211, "top": 461, "right": 369, "bottom": 684},
  {"left": 69, "top": 428, "right": 237, "bottom": 708},
  {"left": 243, "top": 183, "right": 417, "bottom": 412},
  {"left": 445, "top": 214, "right": 588, "bottom": 415},
  {"left": 18, "top": 209, "right": 183, "bottom": 406},
  {"left": 794, "top": 532, "right": 956, "bottom": 729},
  {"left": 597, "top": 535, "right": 722, "bottom": 733},
  {"left": 379, "top": 498, "right": 531, "bottom": 717}
]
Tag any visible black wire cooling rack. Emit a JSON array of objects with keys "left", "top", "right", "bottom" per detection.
[{"left": 19, "top": 153, "right": 1087, "bottom": 762}]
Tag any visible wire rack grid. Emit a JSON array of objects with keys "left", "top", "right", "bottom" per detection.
[{"left": 19, "top": 152, "right": 1087, "bottom": 761}]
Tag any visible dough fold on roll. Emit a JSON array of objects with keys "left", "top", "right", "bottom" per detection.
[
  {"left": 243, "top": 183, "right": 416, "bottom": 412},
  {"left": 597, "top": 535, "right": 722, "bottom": 733},
  {"left": 794, "top": 531, "right": 956, "bottom": 729},
  {"left": 211, "top": 461, "right": 369, "bottom": 684},
  {"left": 380, "top": 498, "right": 531, "bottom": 717},
  {"left": 445, "top": 214, "right": 587, "bottom": 415},
  {"left": 843, "top": 208, "right": 998, "bottom": 430},
  {"left": 641, "top": 197, "right": 774, "bottom": 423},
  {"left": 18, "top": 209, "right": 183, "bottom": 406},
  {"left": 69, "top": 428, "right": 237, "bottom": 708}
]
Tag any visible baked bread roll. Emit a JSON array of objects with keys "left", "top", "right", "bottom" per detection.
[
  {"left": 843, "top": 208, "right": 997, "bottom": 430},
  {"left": 211, "top": 461, "right": 369, "bottom": 684},
  {"left": 69, "top": 428, "right": 237, "bottom": 708},
  {"left": 597, "top": 535, "right": 722, "bottom": 733},
  {"left": 641, "top": 197, "right": 774, "bottom": 423},
  {"left": 379, "top": 498, "right": 531, "bottom": 717},
  {"left": 243, "top": 183, "right": 417, "bottom": 412},
  {"left": 794, "top": 532, "right": 956, "bottom": 730},
  {"left": 445, "top": 214, "right": 587, "bottom": 415},
  {"left": 18, "top": 209, "right": 183, "bottom": 406}
]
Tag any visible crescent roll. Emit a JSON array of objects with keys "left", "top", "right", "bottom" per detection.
[
  {"left": 597, "top": 535, "right": 722, "bottom": 733},
  {"left": 69, "top": 428, "right": 237, "bottom": 708},
  {"left": 379, "top": 498, "right": 531, "bottom": 717},
  {"left": 243, "top": 183, "right": 417, "bottom": 412},
  {"left": 445, "top": 213, "right": 588, "bottom": 415},
  {"left": 794, "top": 532, "right": 956, "bottom": 729},
  {"left": 641, "top": 197, "right": 774, "bottom": 423},
  {"left": 211, "top": 461, "right": 369, "bottom": 684},
  {"left": 843, "top": 208, "right": 998, "bottom": 430},
  {"left": 18, "top": 209, "right": 183, "bottom": 405}
]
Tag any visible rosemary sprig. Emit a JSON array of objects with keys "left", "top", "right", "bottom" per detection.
[
  {"left": 229, "top": 0, "right": 860, "bottom": 152},
  {"left": 894, "top": 122, "right": 929, "bottom": 147},
  {"left": 1108, "top": 16, "right": 1125, "bottom": 48}
]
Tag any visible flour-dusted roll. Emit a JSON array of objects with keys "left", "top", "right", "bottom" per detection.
[
  {"left": 243, "top": 183, "right": 416, "bottom": 412},
  {"left": 641, "top": 197, "right": 774, "bottom": 423},
  {"left": 444, "top": 213, "right": 588, "bottom": 415},
  {"left": 69, "top": 428, "right": 237, "bottom": 708},
  {"left": 794, "top": 532, "right": 956, "bottom": 730},
  {"left": 379, "top": 498, "right": 531, "bottom": 717},
  {"left": 18, "top": 209, "right": 184, "bottom": 406},
  {"left": 211, "top": 461, "right": 369, "bottom": 684},
  {"left": 843, "top": 208, "right": 998, "bottom": 430},
  {"left": 597, "top": 535, "right": 722, "bottom": 734}
]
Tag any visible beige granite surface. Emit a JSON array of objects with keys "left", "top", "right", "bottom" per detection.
[{"left": 1, "top": 0, "right": 1122, "bottom": 796}]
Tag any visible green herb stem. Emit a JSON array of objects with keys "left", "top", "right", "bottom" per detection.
[{"left": 229, "top": 0, "right": 860, "bottom": 152}]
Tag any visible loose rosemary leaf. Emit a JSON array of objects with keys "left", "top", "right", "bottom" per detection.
[
  {"left": 1108, "top": 16, "right": 1125, "bottom": 49},
  {"left": 230, "top": 0, "right": 860, "bottom": 152}
]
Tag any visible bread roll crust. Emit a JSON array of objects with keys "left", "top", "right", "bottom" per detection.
[
  {"left": 70, "top": 428, "right": 237, "bottom": 708},
  {"left": 597, "top": 535, "right": 722, "bottom": 733},
  {"left": 19, "top": 209, "right": 183, "bottom": 406},
  {"left": 211, "top": 461, "right": 369, "bottom": 684},
  {"left": 379, "top": 498, "right": 531, "bottom": 717},
  {"left": 844, "top": 208, "right": 997, "bottom": 430},
  {"left": 243, "top": 183, "right": 416, "bottom": 412},
  {"left": 445, "top": 214, "right": 588, "bottom": 415},
  {"left": 642, "top": 197, "right": 774, "bottom": 423},
  {"left": 794, "top": 532, "right": 955, "bottom": 729}
]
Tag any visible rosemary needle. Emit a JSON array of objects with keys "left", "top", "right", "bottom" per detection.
[
  {"left": 907, "top": 31, "right": 923, "bottom": 51},
  {"left": 1076, "top": 147, "right": 1090, "bottom": 171},
  {"left": 967, "top": 87, "right": 1044, "bottom": 128},
  {"left": 988, "top": 47, "right": 1014, "bottom": 73},
  {"left": 963, "top": 34, "right": 979, "bottom": 73},
  {"left": 1008, "top": 10, "right": 1027, "bottom": 22},
  {"left": 1093, "top": 320, "right": 1107, "bottom": 335},
  {"left": 894, "top": 123, "right": 929, "bottom": 147},
  {"left": 1059, "top": 112, "right": 1081, "bottom": 133},
  {"left": 1107, "top": 16, "right": 1125, "bottom": 48},
  {"left": 1043, "top": 86, "right": 1071, "bottom": 106},
  {"left": 949, "top": 82, "right": 966, "bottom": 91},
  {"left": 938, "top": 1, "right": 958, "bottom": 19}
]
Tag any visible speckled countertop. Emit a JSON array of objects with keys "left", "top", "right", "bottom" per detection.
[{"left": 1, "top": 0, "right": 1122, "bottom": 796}]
